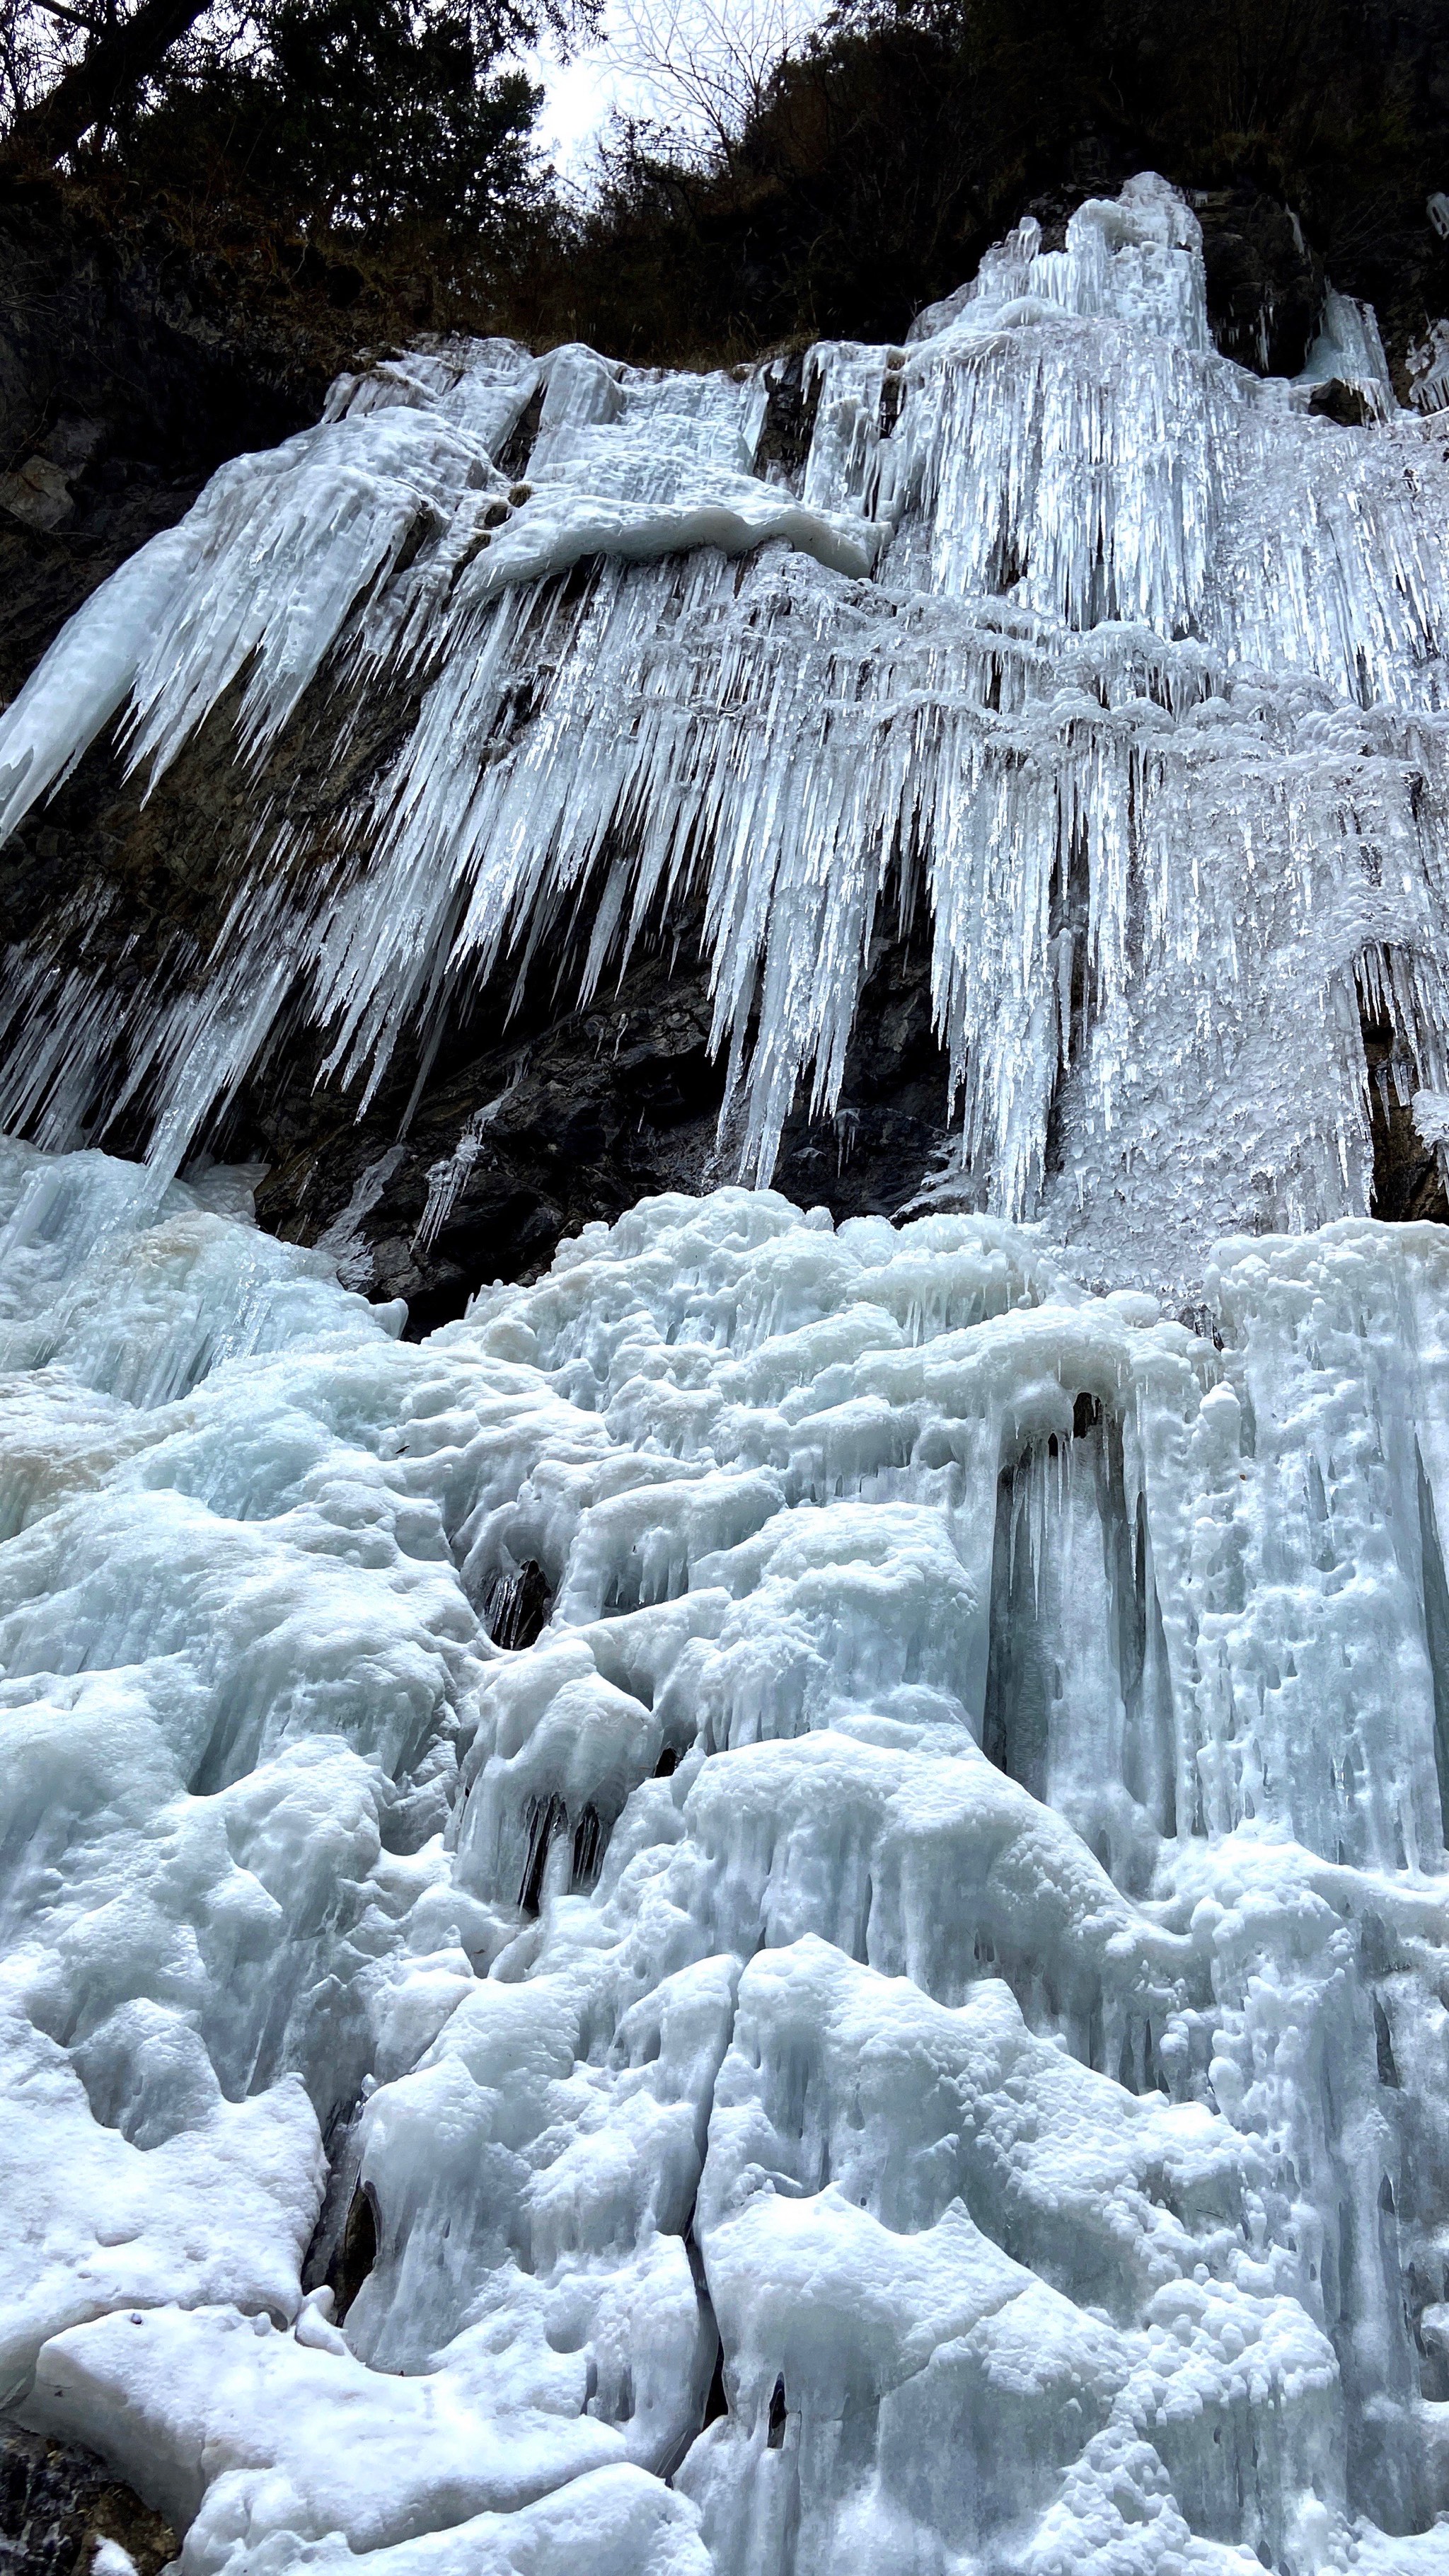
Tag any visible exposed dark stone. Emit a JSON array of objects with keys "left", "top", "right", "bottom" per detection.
[
  {"left": 0, "top": 2417, "right": 177, "bottom": 2576},
  {"left": 1192, "top": 188, "right": 1324, "bottom": 379},
  {"left": 1310, "top": 377, "right": 1378, "bottom": 427},
  {"left": 1362, "top": 1000, "right": 1449, "bottom": 1224},
  {"left": 752, "top": 347, "right": 823, "bottom": 485},
  {"left": 247, "top": 919, "right": 731, "bottom": 1328},
  {"left": 0, "top": 175, "right": 362, "bottom": 708},
  {"left": 235, "top": 895, "right": 958, "bottom": 1327},
  {"left": 519, "top": 1793, "right": 568, "bottom": 1914},
  {"left": 484, "top": 1560, "right": 553, "bottom": 1651}
]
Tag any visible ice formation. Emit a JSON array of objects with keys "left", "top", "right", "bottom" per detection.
[
  {"left": 6, "top": 171, "right": 1449, "bottom": 2575},
  {"left": 4, "top": 1144, "right": 1449, "bottom": 2573},
  {"left": 0, "top": 174, "right": 1447, "bottom": 1280}
]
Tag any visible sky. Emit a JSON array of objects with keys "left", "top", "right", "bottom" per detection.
[
  {"left": 526, "top": 8, "right": 638, "bottom": 180},
  {"left": 523, "top": 0, "right": 826, "bottom": 186}
]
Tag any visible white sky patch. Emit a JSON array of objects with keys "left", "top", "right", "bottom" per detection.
[
  {"left": 522, "top": 0, "right": 827, "bottom": 185},
  {"left": 523, "top": 7, "right": 637, "bottom": 181}
]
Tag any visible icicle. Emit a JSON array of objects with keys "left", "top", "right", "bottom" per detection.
[{"left": 1, "top": 173, "right": 1449, "bottom": 1287}]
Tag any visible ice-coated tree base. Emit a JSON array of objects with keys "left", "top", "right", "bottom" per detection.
[{"left": 1, "top": 1143, "right": 1449, "bottom": 2572}]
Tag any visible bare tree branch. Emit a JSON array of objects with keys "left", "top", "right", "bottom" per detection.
[
  {"left": 2, "top": 0, "right": 211, "bottom": 159},
  {"left": 611, "top": 0, "right": 808, "bottom": 163},
  {"left": 27, "top": 0, "right": 103, "bottom": 37}
]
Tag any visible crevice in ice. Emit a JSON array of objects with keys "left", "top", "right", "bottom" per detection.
[
  {"left": 484, "top": 1556, "right": 552, "bottom": 1650},
  {"left": 766, "top": 2375, "right": 787, "bottom": 2449},
  {"left": 519, "top": 1790, "right": 568, "bottom": 1913},
  {"left": 1373, "top": 1995, "right": 1401, "bottom": 2090},
  {"left": 331, "top": 2184, "right": 380, "bottom": 2325},
  {"left": 1041, "top": 818, "right": 1094, "bottom": 1188},
  {"left": 981, "top": 1397, "right": 1170, "bottom": 1894},
  {"left": 1361, "top": 967, "right": 1449, "bottom": 1224},
  {"left": 1414, "top": 1442, "right": 1449, "bottom": 1849},
  {"left": 495, "top": 386, "right": 544, "bottom": 482},
  {"left": 570, "top": 1804, "right": 604, "bottom": 1893},
  {"left": 753, "top": 354, "right": 823, "bottom": 490}
]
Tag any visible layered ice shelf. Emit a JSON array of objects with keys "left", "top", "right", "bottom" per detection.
[
  {"left": 0, "top": 175, "right": 1446, "bottom": 1280},
  {"left": 4, "top": 1146, "right": 1449, "bottom": 2572}
]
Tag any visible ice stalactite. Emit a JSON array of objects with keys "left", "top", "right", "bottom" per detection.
[{"left": 0, "top": 175, "right": 1447, "bottom": 1282}]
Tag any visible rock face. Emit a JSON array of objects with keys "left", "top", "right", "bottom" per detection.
[
  {"left": 0, "top": 173, "right": 351, "bottom": 704},
  {"left": 1193, "top": 187, "right": 1325, "bottom": 378},
  {"left": 0, "top": 184, "right": 957, "bottom": 1322},
  {"left": 0, "top": 2419, "right": 176, "bottom": 2575},
  {"left": 243, "top": 907, "right": 952, "bottom": 1328}
]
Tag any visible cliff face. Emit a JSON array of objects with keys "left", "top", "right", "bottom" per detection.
[
  {"left": 0, "top": 175, "right": 356, "bottom": 689},
  {"left": 0, "top": 2420, "right": 176, "bottom": 2575},
  {"left": 1, "top": 169, "right": 1443, "bottom": 1324}
]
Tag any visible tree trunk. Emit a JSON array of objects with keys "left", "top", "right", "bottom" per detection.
[{"left": 3, "top": 0, "right": 209, "bottom": 164}]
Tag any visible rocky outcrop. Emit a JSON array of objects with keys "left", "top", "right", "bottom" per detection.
[
  {"left": 1192, "top": 186, "right": 1325, "bottom": 378},
  {"left": 0, "top": 172, "right": 357, "bottom": 703},
  {"left": 247, "top": 909, "right": 954, "bottom": 1330},
  {"left": 0, "top": 2419, "right": 176, "bottom": 2576}
]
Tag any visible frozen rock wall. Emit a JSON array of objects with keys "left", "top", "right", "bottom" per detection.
[
  {"left": 0, "top": 175, "right": 1446, "bottom": 1290},
  {"left": 3, "top": 1149, "right": 1449, "bottom": 2572},
  {"left": 5, "top": 172, "right": 1449, "bottom": 2576}
]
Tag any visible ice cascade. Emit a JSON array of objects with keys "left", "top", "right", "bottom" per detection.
[
  {"left": 4, "top": 1150, "right": 1449, "bottom": 2572},
  {"left": 0, "top": 173, "right": 1445, "bottom": 1279},
  {"left": 4, "top": 172, "right": 1449, "bottom": 2576}
]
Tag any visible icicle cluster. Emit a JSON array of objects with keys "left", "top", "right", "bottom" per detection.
[
  {"left": 5, "top": 1145, "right": 1449, "bottom": 2574},
  {"left": 1, "top": 174, "right": 1447, "bottom": 1280}
]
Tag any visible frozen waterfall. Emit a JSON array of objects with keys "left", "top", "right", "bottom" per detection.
[
  {"left": 0, "top": 172, "right": 1444, "bottom": 1282},
  {"left": 3, "top": 171, "right": 1449, "bottom": 2575}
]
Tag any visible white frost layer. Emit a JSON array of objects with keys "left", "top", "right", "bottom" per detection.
[
  {"left": 6, "top": 1142, "right": 1449, "bottom": 2569},
  {"left": 1, "top": 177, "right": 1449, "bottom": 1278}
]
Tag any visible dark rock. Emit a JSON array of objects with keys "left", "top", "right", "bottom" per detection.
[
  {"left": 0, "top": 556, "right": 957, "bottom": 1323},
  {"left": 1191, "top": 188, "right": 1324, "bottom": 379},
  {"left": 241, "top": 899, "right": 956, "bottom": 1332},
  {"left": 0, "top": 176, "right": 333, "bottom": 517},
  {"left": 328, "top": 2185, "right": 379, "bottom": 2324},
  {"left": 752, "top": 347, "right": 823, "bottom": 485},
  {"left": 485, "top": 1560, "right": 553, "bottom": 1650},
  {"left": 1361, "top": 996, "right": 1449, "bottom": 1224},
  {"left": 0, "top": 2417, "right": 177, "bottom": 2576},
  {"left": 0, "top": 176, "right": 350, "bottom": 708},
  {"left": 1310, "top": 377, "right": 1378, "bottom": 426}
]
